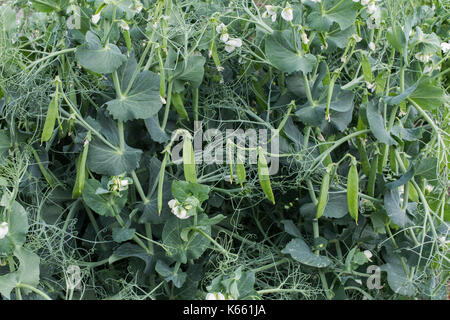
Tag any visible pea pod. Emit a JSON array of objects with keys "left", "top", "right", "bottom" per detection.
[
  {"left": 41, "top": 87, "right": 59, "bottom": 143},
  {"left": 183, "top": 133, "right": 196, "bottom": 183},
  {"left": 72, "top": 131, "right": 91, "bottom": 198},
  {"left": 347, "top": 157, "right": 359, "bottom": 224},
  {"left": 361, "top": 52, "right": 373, "bottom": 83},
  {"left": 257, "top": 148, "right": 274, "bottom": 204},
  {"left": 171, "top": 92, "right": 189, "bottom": 121},
  {"left": 368, "top": 152, "right": 379, "bottom": 197},
  {"left": 158, "top": 47, "right": 166, "bottom": 99},
  {"left": 227, "top": 140, "right": 234, "bottom": 183},
  {"left": 123, "top": 29, "right": 132, "bottom": 53},
  {"left": 316, "top": 164, "right": 333, "bottom": 219},
  {"left": 158, "top": 152, "right": 168, "bottom": 214}
]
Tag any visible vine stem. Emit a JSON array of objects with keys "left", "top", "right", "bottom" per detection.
[
  {"left": 193, "top": 227, "right": 230, "bottom": 257},
  {"left": 16, "top": 283, "right": 52, "bottom": 300}
]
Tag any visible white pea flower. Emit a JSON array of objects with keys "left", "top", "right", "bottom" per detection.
[
  {"left": 120, "top": 179, "right": 129, "bottom": 187},
  {"left": 351, "top": 34, "right": 362, "bottom": 43},
  {"left": 0, "top": 222, "right": 8, "bottom": 239},
  {"left": 220, "top": 33, "right": 229, "bottom": 43},
  {"left": 425, "top": 184, "right": 434, "bottom": 193},
  {"left": 281, "top": 5, "right": 293, "bottom": 22},
  {"left": 368, "top": 41, "right": 376, "bottom": 51},
  {"left": 363, "top": 250, "right": 373, "bottom": 261},
  {"left": 217, "top": 66, "right": 224, "bottom": 72},
  {"left": 168, "top": 199, "right": 178, "bottom": 209},
  {"left": 91, "top": 13, "right": 101, "bottom": 24},
  {"left": 361, "top": 0, "right": 370, "bottom": 5},
  {"left": 441, "top": 41, "right": 450, "bottom": 53},
  {"left": 160, "top": 96, "right": 166, "bottom": 104},
  {"left": 216, "top": 23, "right": 227, "bottom": 34},
  {"left": 415, "top": 52, "right": 432, "bottom": 63},
  {"left": 311, "top": 0, "right": 321, "bottom": 3},
  {"left": 262, "top": 5, "right": 277, "bottom": 22},
  {"left": 205, "top": 292, "right": 226, "bottom": 300},
  {"left": 366, "top": 82, "right": 376, "bottom": 92},
  {"left": 224, "top": 38, "right": 242, "bottom": 53},
  {"left": 301, "top": 32, "right": 309, "bottom": 44},
  {"left": 353, "top": 0, "right": 360, "bottom": 2},
  {"left": 119, "top": 21, "right": 129, "bottom": 31}
]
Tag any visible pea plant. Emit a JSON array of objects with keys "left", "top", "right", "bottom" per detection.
[{"left": 0, "top": 0, "right": 448, "bottom": 300}]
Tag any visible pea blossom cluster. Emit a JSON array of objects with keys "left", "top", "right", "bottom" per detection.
[
  {"left": 262, "top": 3, "right": 294, "bottom": 22},
  {"left": 168, "top": 196, "right": 200, "bottom": 219},
  {"left": 216, "top": 23, "right": 242, "bottom": 53},
  {"left": 205, "top": 292, "right": 233, "bottom": 300},
  {"left": 0, "top": 222, "right": 8, "bottom": 239}
]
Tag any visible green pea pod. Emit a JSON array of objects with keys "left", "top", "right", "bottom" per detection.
[
  {"left": 158, "top": 48, "right": 166, "bottom": 98},
  {"left": 72, "top": 131, "right": 91, "bottom": 198},
  {"left": 368, "top": 152, "right": 379, "bottom": 197},
  {"left": 209, "top": 37, "right": 221, "bottom": 69},
  {"left": 389, "top": 147, "right": 397, "bottom": 173},
  {"left": 227, "top": 140, "right": 234, "bottom": 183},
  {"left": 258, "top": 148, "right": 275, "bottom": 204},
  {"left": 171, "top": 92, "right": 189, "bottom": 121},
  {"left": 123, "top": 29, "right": 132, "bottom": 53},
  {"left": 347, "top": 157, "right": 359, "bottom": 224},
  {"left": 158, "top": 152, "right": 168, "bottom": 214},
  {"left": 361, "top": 52, "right": 373, "bottom": 83},
  {"left": 183, "top": 134, "right": 196, "bottom": 183},
  {"left": 41, "top": 88, "right": 59, "bottom": 143},
  {"left": 316, "top": 164, "right": 332, "bottom": 219}
]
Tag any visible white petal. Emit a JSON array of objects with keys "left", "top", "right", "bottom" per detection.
[
  {"left": 91, "top": 13, "right": 101, "bottom": 24},
  {"left": 168, "top": 199, "right": 177, "bottom": 209},
  {"left": 220, "top": 33, "right": 229, "bottom": 43},
  {"left": 224, "top": 45, "right": 235, "bottom": 53},
  {"left": 281, "top": 8, "right": 293, "bottom": 22},
  {"left": 226, "top": 38, "right": 242, "bottom": 48},
  {"left": 0, "top": 222, "right": 9, "bottom": 239},
  {"left": 205, "top": 293, "right": 217, "bottom": 300}
]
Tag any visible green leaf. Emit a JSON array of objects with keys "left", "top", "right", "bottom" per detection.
[
  {"left": 15, "top": 247, "right": 40, "bottom": 292},
  {"left": 172, "top": 181, "right": 210, "bottom": 204},
  {"left": 82, "top": 179, "right": 128, "bottom": 217},
  {"left": 281, "top": 238, "right": 332, "bottom": 268},
  {"left": 386, "top": 25, "right": 406, "bottom": 53},
  {"left": 162, "top": 215, "right": 210, "bottom": 263},
  {"left": 112, "top": 227, "right": 136, "bottom": 243},
  {"left": 360, "top": 53, "right": 373, "bottom": 83},
  {"left": 383, "top": 81, "right": 419, "bottom": 106},
  {"left": 366, "top": 100, "right": 397, "bottom": 145},
  {"left": 323, "top": 193, "right": 349, "bottom": 219},
  {"left": 409, "top": 81, "right": 445, "bottom": 111},
  {"left": 381, "top": 260, "right": 416, "bottom": 297},
  {"left": 144, "top": 116, "right": 169, "bottom": 144},
  {"left": 86, "top": 113, "right": 142, "bottom": 176},
  {"left": 385, "top": 163, "right": 415, "bottom": 190},
  {"left": 172, "top": 55, "right": 206, "bottom": 90},
  {"left": 30, "top": 0, "right": 67, "bottom": 13},
  {"left": 75, "top": 31, "right": 127, "bottom": 74},
  {"left": 0, "top": 201, "right": 28, "bottom": 255},
  {"left": 306, "top": 0, "right": 359, "bottom": 32},
  {"left": 415, "top": 157, "right": 438, "bottom": 181},
  {"left": 0, "top": 5, "right": 17, "bottom": 32},
  {"left": 0, "top": 272, "right": 18, "bottom": 300},
  {"left": 0, "top": 129, "right": 10, "bottom": 163},
  {"left": 265, "top": 30, "right": 316, "bottom": 74},
  {"left": 257, "top": 148, "right": 275, "bottom": 204},
  {"left": 155, "top": 260, "right": 187, "bottom": 288},
  {"left": 109, "top": 243, "right": 152, "bottom": 273},
  {"left": 106, "top": 56, "right": 163, "bottom": 121},
  {"left": 384, "top": 190, "right": 413, "bottom": 227}
]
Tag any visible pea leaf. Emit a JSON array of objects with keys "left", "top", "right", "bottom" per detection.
[
  {"left": 415, "top": 157, "right": 438, "bottom": 181},
  {"left": 172, "top": 55, "right": 206, "bottom": 91},
  {"left": 172, "top": 181, "right": 210, "bottom": 204},
  {"left": 109, "top": 243, "right": 152, "bottom": 273},
  {"left": 0, "top": 129, "right": 10, "bottom": 163},
  {"left": 144, "top": 116, "right": 169, "bottom": 144},
  {"left": 162, "top": 215, "right": 210, "bottom": 263},
  {"left": 155, "top": 260, "right": 187, "bottom": 288},
  {"left": 15, "top": 247, "right": 41, "bottom": 293},
  {"left": 306, "top": 0, "right": 360, "bottom": 32},
  {"left": 281, "top": 238, "right": 332, "bottom": 268},
  {"left": 75, "top": 31, "right": 127, "bottom": 74},
  {"left": 366, "top": 100, "right": 397, "bottom": 145},
  {"left": 384, "top": 189, "right": 413, "bottom": 227},
  {"left": 409, "top": 81, "right": 445, "bottom": 111},
  {"left": 0, "top": 5, "right": 17, "bottom": 32},
  {"left": 106, "top": 56, "right": 163, "bottom": 121},
  {"left": 265, "top": 30, "right": 316, "bottom": 74},
  {"left": 381, "top": 260, "right": 416, "bottom": 297},
  {"left": 112, "top": 227, "right": 135, "bottom": 243},
  {"left": 385, "top": 164, "right": 415, "bottom": 190},
  {"left": 82, "top": 179, "right": 128, "bottom": 217},
  {"left": 0, "top": 201, "right": 28, "bottom": 255},
  {"left": 86, "top": 113, "right": 142, "bottom": 175},
  {"left": 0, "top": 272, "right": 17, "bottom": 300}
]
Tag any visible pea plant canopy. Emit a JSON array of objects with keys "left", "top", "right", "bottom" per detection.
[{"left": 0, "top": 0, "right": 449, "bottom": 300}]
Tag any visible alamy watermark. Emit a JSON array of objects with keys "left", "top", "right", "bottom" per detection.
[{"left": 170, "top": 121, "right": 279, "bottom": 176}]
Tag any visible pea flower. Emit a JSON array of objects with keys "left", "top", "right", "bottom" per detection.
[
  {"left": 301, "top": 32, "right": 309, "bottom": 44},
  {"left": 311, "top": 0, "right": 321, "bottom": 3},
  {"left": 363, "top": 250, "right": 373, "bottom": 262},
  {"left": 415, "top": 52, "right": 432, "bottom": 63},
  {"left": 220, "top": 33, "right": 229, "bottom": 43},
  {"left": 216, "top": 23, "right": 227, "bottom": 34},
  {"left": 224, "top": 38, "right": 242, "bottom": 53},
  {"left": 91, "top": 13, "right": 101, "bottom": 24},
  {"left": 281, "top": 4, "right": 293, "bottom": 22},
  {"left": 0, "top": 222, "right": 8, "bottom": 239},
  {"left": 168, "top": 199, "right": 189, "bottom": 219},
  {"left": 441, "top": 41, "right": 450, "bottom": 53},
  {"left": 351, "top": 34, "right": 362, "bottom": 43},
  {"left": 262, "top": 5, "right": 277, "bottom": 22},
  {"left": 205, "top": 292, "right": 226, "bottom": 300},
  {"left": 368, "top": 42, "right": 376, "bottom": 51},
  {"left": 366, "top": 82, "right": 376, "bottom": 92}
]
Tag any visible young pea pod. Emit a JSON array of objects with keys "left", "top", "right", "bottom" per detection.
[
  {"left": 171, "top": 92, "right": 189, "bottom": 121},
  {"left": 183, "top": 133, "right": 197, "bottom": 183},
  {"left": 158, "top": 152, "right": 168, "bottom": 214},
  {"left": 158, "top": 47, "right": 166, "bottom": 99},
  {"left": 347, "top": 157, "right": 359, "bottom": 224},
  {"left": 368, "top": 152, "right": 379, "bottom": 197},
  {"left": 236, "top": 151, "right": 246, "bottom": 185},
  {"left": 226, "top": 139, "right": 234, "bottom": 183},
  {"left": 316, "top": 164, "right": 333, "bottom": 219},
  {"left": 123, "top": 28, "right": 132, "bottom": 53},
  {"left": 72, "top": 131, "right": 91, "bottom": 198},
  {"left": 258, "top": 147, "right": 275, "bottom": 204},
  {"left": 361, "top": 52, "right": 373, "bottom": 84},
  {"left": 41, "top": 87, "right": 59, "bottom": 143}
]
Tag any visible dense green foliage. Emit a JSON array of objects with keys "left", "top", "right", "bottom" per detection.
[{"left": 0, "top": 0, "right": 449, "bottom": 300}]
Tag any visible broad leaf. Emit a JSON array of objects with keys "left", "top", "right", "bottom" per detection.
[
  {"left": 281, "top": 238, "right": 332, "bottom": 268},
  {"left": 366, "top": 100, "right": 397, "bottom": 145},
  {"left": 82, "top": 179, "right": 128, "bottom": 216},
  {"left": 75, "top": 31, "right": 126, "bottom": 74}
]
